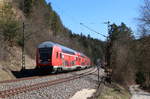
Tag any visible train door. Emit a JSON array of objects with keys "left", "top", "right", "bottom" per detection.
[
  {"left": 62, "top": 53, "right": 66, "bottom": 67},
  {"left": 59, "top": 52, "right": 62, "bottom": 66},
  {"left": 55, "top": 52, "right": 59, "bottom": 66}
]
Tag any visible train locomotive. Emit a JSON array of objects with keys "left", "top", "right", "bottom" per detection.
[{"left": 36, "top": 41, "right": 91, "bottom": 72}]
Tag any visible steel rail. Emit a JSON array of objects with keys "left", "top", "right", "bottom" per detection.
[
  {"left": 0, "top": 68, "right": 96, "bottom": 98},
  {"left": 0, "top": 67, "right": 94, "bottom": 84}
]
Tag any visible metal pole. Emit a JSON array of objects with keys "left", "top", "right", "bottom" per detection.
[
  {"left": 104, "top": 21, "right": 111, "bottom": 68},
  {"left": 22, "top": 22, "right": 25, "bottom": 70},
  {"left": 103, "top": 21, "right": 113, "bottom": 84},
  {"left": 22, "top": 0, "right": 25, "bottom": 70},
  {"left": 0, "top": 0, "right": 4, "bottom": 18},
  {"left": 98, "top": 66, "right": 100, "bottom": 82}
]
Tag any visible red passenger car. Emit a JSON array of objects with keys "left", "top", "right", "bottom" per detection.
[{"left": 36, "top": 41, "right": 91, "bottom": 72}]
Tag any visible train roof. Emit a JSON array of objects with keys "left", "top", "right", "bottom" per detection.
[
  {"left": 38, "top": 41, "right": 89, "bottom": 57},
  {"left": 38, "top": 41, "right": 55, "bottom": 48},
  {"left": 80, "top": 53, "right": 86, "bottom": 57},
  {"left": 38, "top": 41, "right": 77, "bottom": 54}
]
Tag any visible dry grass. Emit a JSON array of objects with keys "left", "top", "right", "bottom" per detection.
[
  {"left": 0, "top": 70, "right": 12, "bottom": 81},
  {"left": 0, "top": 43, "right": 35, "bottom": 81},
  {"left": 98, "top": 84, "right": 131, "bottom": 99}
]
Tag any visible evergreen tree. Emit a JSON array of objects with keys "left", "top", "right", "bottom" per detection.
[
  {"left": 108, "top": 23, "right": 134, "bottom": 85},
  {"left": 0, "top": 2, "right": 20, "bottom": 44},
  {"left": 50, "top": 11, "right": 62, "bottom": 36},
  {"left": 23, "top": 0, "right": 34, "bottom": 16}
]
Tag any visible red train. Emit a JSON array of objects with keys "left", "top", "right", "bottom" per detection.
[{"left": 36, "top": 41, "right": 91, "bottom": 72}]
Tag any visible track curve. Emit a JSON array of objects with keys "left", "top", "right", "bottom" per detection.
[{"left": 0, "top": 68, "right": 96, "bottom": 98}]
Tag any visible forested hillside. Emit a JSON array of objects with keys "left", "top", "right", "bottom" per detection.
[
  {"left": 17, "top": 0, "right": 104, "bottom": 63},
  {"left": 0, "top": 0, "right": 149, "bottom": 91},
  {"left": 0, "top": 0, "right": 104, "bottom": 77}
]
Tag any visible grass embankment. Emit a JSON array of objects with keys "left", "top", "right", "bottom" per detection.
[{"left": 98, "top": 84, "right": 131, "bottom": 99}]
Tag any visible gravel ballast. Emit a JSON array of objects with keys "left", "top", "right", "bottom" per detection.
[{"left": 0, "top": 67, "right": 105, "bottom": 99}]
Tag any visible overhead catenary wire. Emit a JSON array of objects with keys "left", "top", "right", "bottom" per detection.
[
  {"left": 51, "top": 2, "right": 95, "bottom": 35},
  {"left": 51, "top": 3, "right": 109, "bottom": 39},
  {"left": 80, "top": 23, "right": 107, "bottom": 38}
]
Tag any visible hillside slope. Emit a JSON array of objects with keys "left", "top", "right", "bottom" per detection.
[
  {"left": 0, "top": 0, "right": 104, "bottom": 81},
  {"left": 13, "top": 0, "right": 105, "bottom": 63}
]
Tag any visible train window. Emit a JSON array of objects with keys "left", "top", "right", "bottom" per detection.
[
  {"left": 65, "top": 61, "right": 69, "bottom": 66},
  {"left": 72, "top": 61, "right": 75, "bottom": 65},
  {"left": 39, "top": 48, "right": 53, "bottom": 61},
  {"left": 63, "top": 60, "right": 65, "bottom": 66},
  {"left": 79, "top": 58, "right": 81, "bottom": 62},
  {"left": 76, "top": 57, "right": 78, "bottom": 61},
  {"left": 62, "top": 49, "right": 75, "bottom": 55},
  {"left": 56, "top": 52, "right": 58, "bottom": 58},
  {"left": 60, "top": 53, "right": 62, "bottom": 59},
  {"left": 62, "top": 54, "right": 65, "bottom": 59}
]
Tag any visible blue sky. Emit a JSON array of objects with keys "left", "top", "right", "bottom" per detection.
[{"left": 46, "top": 0, "right": 143, "bottom": 41}]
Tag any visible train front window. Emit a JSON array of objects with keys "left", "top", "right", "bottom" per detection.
[{"left": 39, "top": 47, "right": 53, "bottom": 62}]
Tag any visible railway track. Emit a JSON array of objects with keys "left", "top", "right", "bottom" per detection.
[
  {"left": 0, "top": 68, "right": 95, "bottom": 92},
  {"left": 0, "top": 67, "right": 92, "bottom": 84},
  {"left": 0, "top": 68, "right": 96, "bottom": 98}
]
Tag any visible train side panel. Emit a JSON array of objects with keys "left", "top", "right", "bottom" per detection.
[
  {"left": 51, "top": 46, "right": 62, "bottom": 67},
  {"left": 36, "top": 41, "right": 92, "bottom": 72}
]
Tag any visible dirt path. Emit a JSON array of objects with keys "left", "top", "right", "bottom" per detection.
[
  {"left": 70, "top": 89, "right": 96, "bottom": 99},
  {"left": 130, "top": 85, "right": 150, "bottom": 99}
]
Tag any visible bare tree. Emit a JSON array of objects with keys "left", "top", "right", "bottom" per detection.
[{"left": 139, "top": 0, "right": 150, "bottom": 36}]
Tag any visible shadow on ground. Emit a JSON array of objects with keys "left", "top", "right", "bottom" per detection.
[
  {"left": 11, "top": 68, "right": 81, "bottom": 78},
  {"left": 11, "top": 66, "right": 91, "bottom": 79},
  {"left": 11, "top": 68, "right": 52, "bottom": 78}
]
